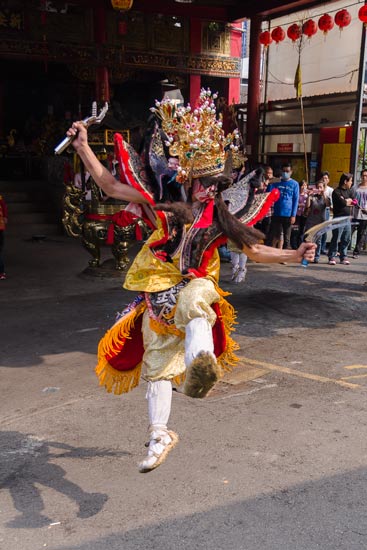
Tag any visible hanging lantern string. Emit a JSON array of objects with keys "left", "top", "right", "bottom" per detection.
[
  {"left": 267, "top": 67, "right": 359, "bottom": 87},
  {"left": 263, "top": 0, "right": 364, "bottom": 32}
]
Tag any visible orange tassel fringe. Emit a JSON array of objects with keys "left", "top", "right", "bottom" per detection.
[{"left": 95, "top": 358, "right": 142, "bottom": 395}]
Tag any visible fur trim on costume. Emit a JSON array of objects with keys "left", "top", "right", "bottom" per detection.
[{"left": 183, "top": 351, "right": 223, "bottom": 398}]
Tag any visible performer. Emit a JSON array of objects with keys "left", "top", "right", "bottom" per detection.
[{"left": 66, "top": 90, "right": 315, "bottom": 473}]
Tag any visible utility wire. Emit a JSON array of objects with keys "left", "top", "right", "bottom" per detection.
[{"left": 267, "top": 68, "right": 359, "bottom": 86}]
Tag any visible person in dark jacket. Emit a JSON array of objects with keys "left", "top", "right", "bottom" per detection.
[{"left": 328, "top": 173, "right": 355, "bottom": 265}]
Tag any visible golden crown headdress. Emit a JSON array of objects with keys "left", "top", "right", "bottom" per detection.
[{"left": 150, "top": 88, "right": 242, "bottom": 183}]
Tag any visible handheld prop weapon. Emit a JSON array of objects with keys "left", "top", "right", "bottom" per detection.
[
  {"left": 54, "top": 102, "right": 109, "bottom": 155},
  {"left": 301, "top": 215, "right": 351, "bottom": 267}
]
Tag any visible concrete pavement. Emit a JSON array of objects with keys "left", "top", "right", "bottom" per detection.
[{"left": 0, "top": 228, "right": 367, "bottom": 550}]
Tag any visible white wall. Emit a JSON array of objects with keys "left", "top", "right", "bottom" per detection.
[{"left": 265, "top": 0, "right": 363, "bottom": 101}]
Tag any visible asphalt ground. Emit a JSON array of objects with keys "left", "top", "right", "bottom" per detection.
[{"left": 0, "top": 229, "right": 367, "bottom": 550}]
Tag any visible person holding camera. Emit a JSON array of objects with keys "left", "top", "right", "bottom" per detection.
[
  {"left": 303, "top": 180, "right": 331, "bottom": 263},
  {"left": 328, "top": 172, "right": 355, "bottom": 265}
]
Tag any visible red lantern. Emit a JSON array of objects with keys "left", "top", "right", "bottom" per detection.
[
  {"left": 111, "top": 0, "right": 133, "bottom": 10},
  {"left": 302, "top": 19, "right": 317, "bottom": 38},
  {"left": 259, "top": 30, "right": 272, "bottom": 47},
  {"left": 335, "top": 9, "right": 351, "bottom": 30},
  {"left": 271, "top": 26, "right": 286, "bottom": 44},
  {"left": 287, "top": 23, "right": 301, "bottom": 42},
  {"left": 318, "top": 13, "right": 334, "bottom": 35},
  {"left": 359, "top": 5, "right": 367, "bottom": 26}
]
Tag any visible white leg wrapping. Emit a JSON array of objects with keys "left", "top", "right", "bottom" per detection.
[
  {"left": 138, "top": 380, "right": 178, "bottom": 473},
  {"left": 239, "top": 253, "right": 248, "bottom": 269},
  {"left": 184, "top": 317, "right": 214, "bottom": 368},
  {"left": 230, "top": 251, "right": 240, "bottom": 267},
  {"left": 233, "top": 253, "right": 247, "bottom": 283}
]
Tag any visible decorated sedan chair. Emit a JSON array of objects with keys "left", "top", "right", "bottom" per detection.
[{"left": 95, "top": 89, "right": 280, "bottom": 396}]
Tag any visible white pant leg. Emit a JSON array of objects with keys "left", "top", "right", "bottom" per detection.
[
  {"left": 146, "top": 380, "right": 172, "bottom": 430},
  {"left": 184, "top": 317, "right": 214, "bottom": 368}
]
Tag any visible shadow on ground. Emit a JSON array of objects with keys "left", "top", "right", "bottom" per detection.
[
  {"left": 0, "top": 431, "right": 129, "bottom": 528},
  {"left": 52, "top": 467, "right": 367, "bottom": 550}
]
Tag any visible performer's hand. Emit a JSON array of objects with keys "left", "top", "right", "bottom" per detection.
[
  {"left": 296, "top": 242, "right": 316, "bottom": 263},
  {"left": 290, "top": 216, "right": 296, "bottom": 225},
  {"left": 66, "top": 121, "right": 88, "bottom": 152}
]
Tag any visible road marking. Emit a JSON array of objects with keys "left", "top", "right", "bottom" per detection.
[
  {"left": 341, "top": 365, "right": 367, "bottom": 380},
  {"left": 241, "top": 357, "right": 361, "bottom": 389},
  {"left": 208, "top": 384, "right": 278, "bottom": 402}
]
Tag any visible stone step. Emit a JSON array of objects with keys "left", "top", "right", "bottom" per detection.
[
  {"left": 2, "top": 191, "right": 31, "bottom": 203},
  {"left": 0, "top": 180, "right": 45, "bottom": 192},
  {"left": 7, "top": 201, "right": 49, "bottom": 214},
  {"left": 6, "top": 222, "right": 64, "bottom": 238},
  {"left": 9, "top": 211, "right": 57, "bottom": 225}
]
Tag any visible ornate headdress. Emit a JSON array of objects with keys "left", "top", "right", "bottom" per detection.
[{"left": 150, "top": 88, "right": 243, "bottom": 183}]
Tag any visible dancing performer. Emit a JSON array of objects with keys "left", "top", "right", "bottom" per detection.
[{"left": 66, "top": 90, "right": 315, "bottom": 473}]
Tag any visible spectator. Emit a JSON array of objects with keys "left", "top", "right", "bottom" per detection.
[
  {"left": 291, "top": 179, "right": 309, "bottom": 249},
  {"left": 267, "top": 162, "right": 299, "bottom": 249},
  {"left": 255, "top": 165, "right": 275, "bottom": 239},
  {"left": 328, "top": 172, "right": 355, "bottom": 266},
  {"left": 0, "top": 194, "right": 8, "bottom": 279},
  {"left": 320, "top": 171, "right": 334, "bottom": 254},
  {"left": 303, "top": 180, "right": 331, "bottom": 263},
  {"left": 352, "top": 169, "right": 367, "bottom": 259}
]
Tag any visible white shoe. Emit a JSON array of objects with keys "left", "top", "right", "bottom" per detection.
[
  {"left": 138, "top": 429, "right": 179, "bottom": 473},
  {"left": 234, "top": 267, "right": 247, "bottom": 283}
]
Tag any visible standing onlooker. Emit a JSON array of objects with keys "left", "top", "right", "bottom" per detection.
[
  {"left": 320, "top": 171, "right": 334, "bottom": 254},
  {"left": 255, "top": 165, "right": 275, "bottom": 239},
  {"left": 291, "top": 179, "right": 309, "bottom": 249},
  {"left": 328, "top": 173, "right": 355, "bottom": 266},
  {"left": 352, "top": 169, "right": 367, "bottom": 258},
  {"left": 303, "top": 180, "right": 331, "bottom": 263},
  {"left": 0, "top": 194, "right": 8, "bottom": 279},
  {"left": 267, "top": 162, "right": 299, "bottom": 249}
]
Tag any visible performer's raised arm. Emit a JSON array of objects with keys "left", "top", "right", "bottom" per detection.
[{"left": 66, "top": 121, "right": 149, "bottom": 204}]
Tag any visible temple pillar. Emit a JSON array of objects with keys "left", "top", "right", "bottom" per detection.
[
  {"left": 246, "top": 15, "right": 262, "bottom": 162},
  {"left": 189, "top": 17, "right": 202, "bottom": 106},
  {"left": 0, "top": 83, "right": 4, "bottom": 138},
  {"left": 226, "top": 23, "right": 241, "bottom": 104},
  {"left": 94, "top": 5, "right": 110, "bottom": 103}
]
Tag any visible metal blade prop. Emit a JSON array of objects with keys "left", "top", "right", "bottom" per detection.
[
  {"left": 301, "top": 216, "right": 351, "bottom": 267},
  {"left": 54, "top": 102, "right": 109, "bottom": 155}
]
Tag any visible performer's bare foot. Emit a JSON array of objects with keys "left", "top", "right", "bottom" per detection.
[{"left": 138, "top": 429, "right": 179, "bottom": 473}]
